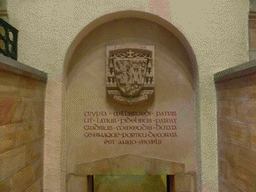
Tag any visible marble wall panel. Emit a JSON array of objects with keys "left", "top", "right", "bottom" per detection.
[
  {"left": 0, "top": 178, "right": 12, "bottom": 192},
  {"left": 24, "top": 178, "right": 43, "bottom": 192},
  {"left": 217, "top": 72, "right": 256, "bottom": 192},
  {"left": 0, "top": 63, "right": 46, "bottom": 191},
  {"left": 0, "top": 146, "right": 26, "bottom": 181},
  {"left": 11, "top": 163, "right": 34, "bottom": 192}
]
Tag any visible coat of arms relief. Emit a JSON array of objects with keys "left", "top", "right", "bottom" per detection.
[{"left": 106, "top": 45, "right": 155, "bottom": 105}]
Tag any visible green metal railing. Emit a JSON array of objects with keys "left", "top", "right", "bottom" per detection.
[{"left": 0, "top": 18, "right": 18, "bottom": 60}]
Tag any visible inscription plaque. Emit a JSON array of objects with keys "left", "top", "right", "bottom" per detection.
[{"left": 106, "top": 45, "right": 155, "bottom": 105}]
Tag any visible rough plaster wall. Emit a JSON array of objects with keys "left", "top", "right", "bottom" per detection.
[
  {"left": 0, "top": 0, "right": 7, "bottom": 10},
  {"left": 0, "top": 0, "right": 8, "bottom": 22},
  {"left": 6, "top": 0, "right": 249, "bottom": 191},
  {"left": 250, "top": 0, "right": 256, "bottom": 10}
]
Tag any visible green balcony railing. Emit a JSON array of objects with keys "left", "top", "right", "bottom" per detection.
[{"left": 0, "top": 18, "right": 18, "bottom": 60}]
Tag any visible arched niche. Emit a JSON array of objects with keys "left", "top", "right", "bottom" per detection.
[{"left": 63, "top": 11, "right": 199, "bottom": 191}]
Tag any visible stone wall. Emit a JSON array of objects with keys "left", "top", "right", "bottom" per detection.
[
  {"left": 0, "top": 55, "right": 47, "bottom": 192},
  {"left": 6, "top": 1, "right": 249, "bottom": 191},
  {"left": 249, "top": 11, "right": 256, "bottom": 60},
  {"left": 215, "top": 61, "right": 256, "bottom": 191},
  {"left": 65, "top": 17, "right": 196, "bottom": 179}
]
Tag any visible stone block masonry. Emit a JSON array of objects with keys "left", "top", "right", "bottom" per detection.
[
  {"left": 215, "top": 60, "right": 256, "bottom": 192},
  {"left": 0, "top": 55, "right": 47, "bottom": 192}
]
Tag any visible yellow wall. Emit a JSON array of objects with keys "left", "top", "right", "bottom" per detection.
[{"left": 7, "top": 0, "right": 249, "bottom": 191}]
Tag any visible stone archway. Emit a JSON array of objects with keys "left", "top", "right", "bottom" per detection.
[{"left": 63, "top": 10, "right": 199, "bottom": 191}]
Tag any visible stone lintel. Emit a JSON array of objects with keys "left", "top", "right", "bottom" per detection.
[{"left": 74, "top": 154, "right": 184, "bottom": 176}]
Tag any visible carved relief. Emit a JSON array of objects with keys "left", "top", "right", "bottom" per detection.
[{"left": 106, "top": 45, "right": 155, "bottom": 105}]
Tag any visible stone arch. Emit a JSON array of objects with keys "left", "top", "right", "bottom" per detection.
[
  {"left": 63, "top": 10, "right": 198, "bottom": 83},
  {"left": 62, "top": 10, "right": 200, "bottom": 191}
]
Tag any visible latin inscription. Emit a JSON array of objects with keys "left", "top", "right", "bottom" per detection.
[{"left": 83, "top": 110, "right": 178, "bottom": 145}]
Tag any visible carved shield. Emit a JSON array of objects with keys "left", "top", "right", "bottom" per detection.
[
  {"left": 114, "top": 56, "right": 147, "bottom": 97},
  {"left": 106, "top": 45, "right": 154, "bottom": 105}
]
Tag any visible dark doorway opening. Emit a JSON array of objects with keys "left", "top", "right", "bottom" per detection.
[{"left": 87, "top": 174, "right": 175, "bottom": 192}]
